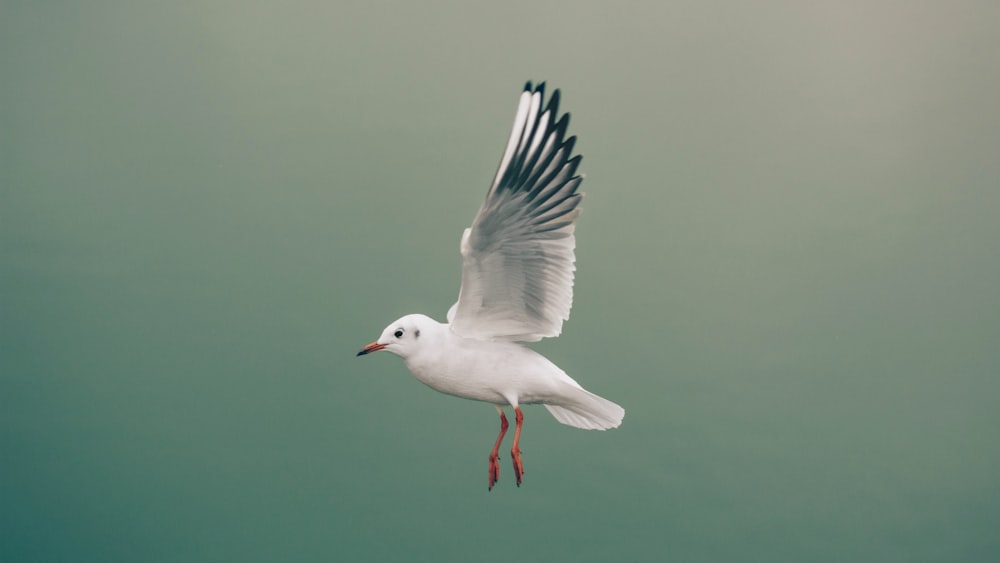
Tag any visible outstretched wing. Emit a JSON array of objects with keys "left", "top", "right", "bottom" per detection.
[{"left": 447, "top": 82, "right": 584, "bottom": 342}]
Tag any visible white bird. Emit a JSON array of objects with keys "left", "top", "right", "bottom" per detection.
[{"left": 357, "top": 82, "right": 624, "bottom": 490}]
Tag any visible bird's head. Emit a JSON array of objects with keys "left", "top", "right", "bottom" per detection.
[{"left": 356, "top": 314, "right": 437, "bottom": 359}]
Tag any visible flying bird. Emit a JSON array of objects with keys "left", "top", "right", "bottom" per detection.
[{"left": 357, "top": 82, "right": 624, "bottom": 490}]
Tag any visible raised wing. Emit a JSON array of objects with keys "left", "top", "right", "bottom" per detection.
[{"left": 448, "top": 82, "right": 583, "bottom": 342}]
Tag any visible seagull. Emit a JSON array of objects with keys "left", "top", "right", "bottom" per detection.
[{"left": 357, "top": 82, "right": 624, "bottom": 490}]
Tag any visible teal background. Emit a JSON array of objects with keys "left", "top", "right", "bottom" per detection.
[{"left": 3, "top": 1, "right": 999, "bottom": 561}]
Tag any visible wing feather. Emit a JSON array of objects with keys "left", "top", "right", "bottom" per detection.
[{"left": 448, "top": 82, "right": 585, "bottom": 342}]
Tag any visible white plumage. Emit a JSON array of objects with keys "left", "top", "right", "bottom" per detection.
[
  {"left": 449, "top": 83, "right": 583, "bottom": 342},
  {"left": 357, "top": 83, "right": 624, "bottom": 489}
]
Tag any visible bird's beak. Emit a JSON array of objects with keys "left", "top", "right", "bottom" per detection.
[{"left": 356, "top": 341, "right": 387, "bottom": 356}]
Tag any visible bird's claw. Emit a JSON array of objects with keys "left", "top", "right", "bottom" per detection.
[
  {"left": 511, "top": 447, "right": 524, "bottom": 487},
  {"left": 488, "top": 454, "right": 501, "bottom": 491}
]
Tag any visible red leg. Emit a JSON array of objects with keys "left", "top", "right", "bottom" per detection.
[
  {"left": 511, "top": 406, "right": 525, "bottom": 487},
  {"left": 488, "top": 409, "right": 509, "bottom": 491}
]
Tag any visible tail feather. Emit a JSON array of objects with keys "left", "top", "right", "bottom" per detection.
[{"left": 544, "top": 388, "right": 624, "bottom": 430}]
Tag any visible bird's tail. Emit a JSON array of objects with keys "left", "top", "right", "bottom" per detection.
[{"left": 544, "top": 387, "right": 624, "bottom": 430}]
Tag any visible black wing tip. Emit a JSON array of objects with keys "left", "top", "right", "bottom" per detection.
[
  {"left": 524, "top": 81, "right": 555, "bottom": 97},
  {"left": 523, "top": 81, "right": 544, "bottom": 94},
  {"left": 494, "top": 81, "right": 579, "bottom": 194},
  {"left": 557, "top": 111, "right": 572, "bottom": 135},
  {"left": 520, "top": 81, "right": 565, "bottom": 119},
  {"left": 547, "top": 88, "right": 561, "bottom": 114},
  {"left": 562, "top": 135, "right": 578, "bottom": 156}
]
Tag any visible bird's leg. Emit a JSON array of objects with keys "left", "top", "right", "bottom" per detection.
[
  {"left": 511, "top": 406, "right": 525, "bottom": 487},
  {"left": 488, "top": 407, "right": 509, "bottom": 491}
]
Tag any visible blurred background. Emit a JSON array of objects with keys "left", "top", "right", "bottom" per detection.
[{"left": 2, "top": 1, "right": 998, "bottom": 561}]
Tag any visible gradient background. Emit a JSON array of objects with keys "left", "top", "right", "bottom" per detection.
[{"left": 3, "top": 1, "right": 999, "bottom": 561}]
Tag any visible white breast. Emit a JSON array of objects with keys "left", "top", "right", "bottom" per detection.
[{"left": 403, "top": 328, "right": 576, "bottom": 406}]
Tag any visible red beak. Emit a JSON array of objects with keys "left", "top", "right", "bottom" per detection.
[{"left": 357, "top": 341, "right": 387, "bottom": 356}]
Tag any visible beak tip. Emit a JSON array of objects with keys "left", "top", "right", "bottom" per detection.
[{"left": 357, "top": 341, "right": 385, "bottom": 357}]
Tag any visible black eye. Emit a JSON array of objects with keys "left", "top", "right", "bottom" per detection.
[{"left": 394, "top": 329, "right": 403, "bottom": 338}]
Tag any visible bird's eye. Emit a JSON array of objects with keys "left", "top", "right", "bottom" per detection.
[{"left": 394, "top": 329, "right": 403, "bottom": 338}]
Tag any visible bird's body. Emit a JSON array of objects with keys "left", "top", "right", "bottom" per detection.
[
  {"left": 373, "top": 314, "right": 624, "bottom": 430},
  {"left": 357, "top": 82, "right": 623, "bottom": 489},
  {"left": 399, "top": 314, "right": 563, "bottom": 406}
]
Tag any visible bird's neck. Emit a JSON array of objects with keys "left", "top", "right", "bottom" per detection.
[{"left": 403, "top": 321, "right": 454, "bottom": 373}]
